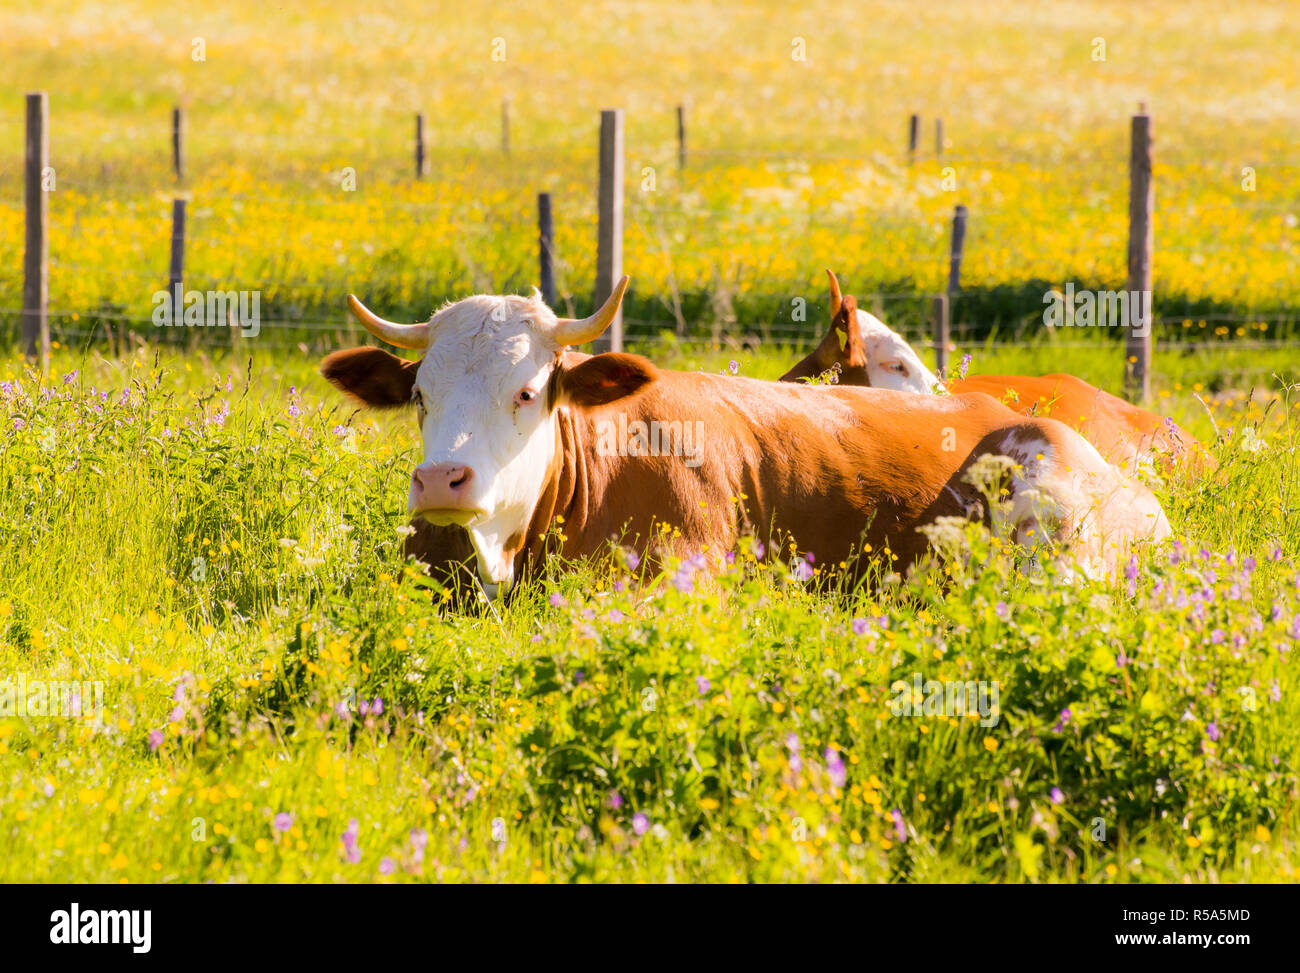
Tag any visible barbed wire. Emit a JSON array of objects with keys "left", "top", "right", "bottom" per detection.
[
  {"left": 2, "top": 303, "right": 1297, "bottom": 330},
  {"left": 9, "top": 308, "right": 1297, "bottom": 348},
  {"left": 4, "top": 117, "right": 1300, "bottom": 168}
]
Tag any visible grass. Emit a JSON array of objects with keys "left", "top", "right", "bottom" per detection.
[
  {"left": 1, "top": 0, "right": 1299, "bottom": 353},
  {"left": 0, "top": 341, "right": 1298, "bottom": 882}
]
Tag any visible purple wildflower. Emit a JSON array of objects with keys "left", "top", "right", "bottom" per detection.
[
  {"left": 274, "top": 812, "right": 294, "bottom": 832},
  {"left": 671, "top": 566, "right": 695, "bottom": 593},
  {"left": 342, "top": 818, "right": 361, "bottom": 864},
  {"left": 1169, "top": 539, "right": 1185, "bottom": 564},
  {"left": 825, "top": 748, "right": 847, "bottom": 788}
]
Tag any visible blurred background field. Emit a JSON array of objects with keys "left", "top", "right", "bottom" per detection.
[{"left": 0, "top": 0, "right": 1298, "bottom": 393}]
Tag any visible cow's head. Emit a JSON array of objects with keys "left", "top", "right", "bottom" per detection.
[
  {"left": 780, "top": 270, "right": 945, "bottom": 393},
  {"left": 321, "top": 277, "right": 655, "bottom": 592}
]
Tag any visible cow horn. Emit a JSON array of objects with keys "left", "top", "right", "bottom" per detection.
[
  {"left": 552, "top": 276, "right": 629, "bottom": 346},
  {"left": 347, "top": 295, "right": 431, "bottom": 350},
  {"left": 826, "top": 269, "right": 843, "bottom": 317}
]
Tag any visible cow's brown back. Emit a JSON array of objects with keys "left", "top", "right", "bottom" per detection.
[
  {"left": 949, "top": 373, "right": 1208, "bottom": 471},
  {"left": 509, "top": 368, "right": 1167, "bottom": 582}
]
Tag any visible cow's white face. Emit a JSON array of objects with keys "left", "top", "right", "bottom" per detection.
[
  {"left": 854, "top": 309, "right": 946, "bottom": 394},
  {"left": 409, "top": 294, "right": 563, "bottom": 588},
  {"left": 322, "top": 277, "right": 649, "bottom": 595}
]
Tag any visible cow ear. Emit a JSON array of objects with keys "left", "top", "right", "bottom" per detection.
[
  {"left": 556, "top": 353, "right": 659, "bottom": 408},
  {"left": 838, "top": 296, "right": 868, "bottom": 370},
  {"left": 320, "top": 347, "right": 420, "bottom": 409}
]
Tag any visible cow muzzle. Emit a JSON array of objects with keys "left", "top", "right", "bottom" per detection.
[{"left": 409, "top": 462, "right": 482, "bottom": 522}]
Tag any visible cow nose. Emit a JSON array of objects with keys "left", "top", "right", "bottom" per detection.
[{"left": 411, "top": 462, "right": 476, "bottom": 510}]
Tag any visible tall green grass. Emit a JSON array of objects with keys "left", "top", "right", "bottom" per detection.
[{"left": 0, "top": 344, "right": 1297, "bottom": 882}]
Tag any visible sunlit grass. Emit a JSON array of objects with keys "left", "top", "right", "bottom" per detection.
[
  {"left": 1, "top": 0, "right": 1298, "bottom": 351},
  {"left": 0, "top": 346, "right": 1297, "bottom": 882}
]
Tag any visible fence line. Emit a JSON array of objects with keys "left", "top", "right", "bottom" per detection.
[
  {"left": 3, "top": 303, "right": 1297, "bottom": 331},
  {"left": 7, "top": 304, "right": 1295, "bottom": 350},
  {"left": 12, "top": 96, "right": 1300, "bottom": 403},
  {"left": 10, "top": 120, "right": 1300, "bottom": 166}
]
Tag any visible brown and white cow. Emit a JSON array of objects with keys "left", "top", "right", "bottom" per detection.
[
  {"left": 322, "top": 278, "right": 1170, "bottom": 595},
  {"left": 782, "top": 271, "right": 1210, "bottom": 472}
]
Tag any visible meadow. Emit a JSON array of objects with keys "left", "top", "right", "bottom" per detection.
[
  {"left": 1, "top": 0, "right": 1299, "bottom": 883},
  {"left": 0, "top": 341, "right": 1297, "bottom": 883},
  {"left": 1, "top": 0, "right": 1299, "bottom": 355}
]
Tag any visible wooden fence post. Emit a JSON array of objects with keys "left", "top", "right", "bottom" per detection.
[
  {"left": 23, "top": 92, "right": 49, "bottom": 369},
  {"left": 538, "top": 192, "right": 556, "bottom": 307},
  {"left": 932, "top": 293, "right": 950, "bottom": 377},
  {"left": 594, "top": 109, "right": 624, "bottom": 353},
  {"left": 1125, "top": 110, "right": 1153, "bottom": 403},
  {"left": 677, "top": 104, "right": 686, "bottom": 169},
  {"left": 168, "top": 199, "right": 186, "bottom": 328},
  {"left": 172, "top": 107, "right": 184, "bottom": 182},
  {"left": 947, "top": 204, "right": 967, "bottom": 297},
  {"left": 415, "top": 113, "right": 427, "bottom": 179},
  {"left": 935, "top": 117, "right": 944, "bottom": 158},
  {"left": 908, "top": 113, "right": 919, "bottom": 163}
]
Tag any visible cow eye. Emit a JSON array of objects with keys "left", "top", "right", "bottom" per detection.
[{"left": 515, "top": 388, "right": 539, "bottom": 406}]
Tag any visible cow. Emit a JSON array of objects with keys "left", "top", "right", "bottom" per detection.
[
  {"left": 782, "top": 271, "right": 1210, "bottom": 472},
  {"left": 320, "top": 278, "right": 1171, "bottom": 596}
]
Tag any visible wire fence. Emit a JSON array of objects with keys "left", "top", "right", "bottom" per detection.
[{"left": 7, "top": 99, "right": 1299, "bottom": 392}]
